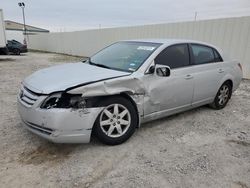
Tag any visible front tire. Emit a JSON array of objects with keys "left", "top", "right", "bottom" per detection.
[
  {"left": 210, "top": 82, "right": 232, "bottom": 110},
  {"left": 13, "top": 48, "right": 21, "bottom": 55},
  {"left": 93, "top": 96, "right": 138, "bottom": 145}
]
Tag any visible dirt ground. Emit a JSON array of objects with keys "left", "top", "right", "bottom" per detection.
[{"left": 0, "top": 52, "right": 249, "bottom": 188}]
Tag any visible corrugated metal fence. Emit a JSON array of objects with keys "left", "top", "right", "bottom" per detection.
[{"left": 29, "top": 16, "right": 250, "bottom": 79}]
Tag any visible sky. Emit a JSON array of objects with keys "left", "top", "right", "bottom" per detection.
[{"left": 1, "top": 0, "right": 250, "bottom": 32}]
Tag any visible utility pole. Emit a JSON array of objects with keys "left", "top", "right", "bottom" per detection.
[
  {"left": 194, "top": 11, "right": 198, "bottom": 21},
  {"left": 18, "top": 2, "right": 27, "bottom": 44}
]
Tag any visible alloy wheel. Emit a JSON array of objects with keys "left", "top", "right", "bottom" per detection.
[
  {"left": 99, "top": 104, "right": 131, "bottom": 138},
  {"left": 218, "top": 85, "right": 229, "bottom": 105}
]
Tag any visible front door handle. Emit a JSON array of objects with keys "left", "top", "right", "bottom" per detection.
[
  {"left": 184, "top": 74, "right": 193, "bottom": 80},
  {"left": 218, "top": 69, "right": 224, "bottom": 73}
]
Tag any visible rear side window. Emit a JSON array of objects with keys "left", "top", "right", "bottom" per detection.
[
  {"left": 155, "top": 44, "right": 190, "bottom": 69},
  {"left": 191, "top": 44, "right": 215, "bottom": 65},
  {"left": 213, "top": 49, "right": 223, "bottom": 62}
]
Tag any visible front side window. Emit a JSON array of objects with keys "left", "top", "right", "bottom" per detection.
[
  {"left": 89, "top": 42, "right": 161, "bottom": 72},
  {"left": 155, "top": 44, "right": 190, "bottom": 69},
  {"left": 191, "top": 44, "right": 216, "bottom": 64}
]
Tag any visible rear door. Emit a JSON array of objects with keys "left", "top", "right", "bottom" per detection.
[{"left": 189, "top": 44, "right": 226, "bottom": 106}]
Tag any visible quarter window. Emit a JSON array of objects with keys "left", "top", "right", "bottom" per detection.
[
  {"left": 155, "top": 44, "right": 190, "bottom": 69},
  {"left": 191, "top": 44, "right": 216, "bottom": 64},
  {"left": 213, "top": 49, "right": 223, "bottom": 62}
]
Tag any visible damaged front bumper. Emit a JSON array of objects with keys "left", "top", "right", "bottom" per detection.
[{"left": 17, "top": 95, "right": 103, "bottom": 143}]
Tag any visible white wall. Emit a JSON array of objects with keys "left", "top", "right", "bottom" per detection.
[
  {"left": 29, "top": 16, "right": 250, "bottom": 79},
  {"left": 5, "top": 30, "right": 24, "bottom": 43},
  {"left": 5, "top": 30, "right": 36, "bottom": 44}
]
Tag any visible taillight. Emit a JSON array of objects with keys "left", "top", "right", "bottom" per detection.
[{"left": 238, "top": 63, "right": 242, "bottom": 72}]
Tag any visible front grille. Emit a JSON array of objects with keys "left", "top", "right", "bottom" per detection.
[
  {"left": 19, "top": 86, "right": 40, "bottom": 107},
  {"left": 26, "top": 121, "right": 53, "bottom": 135}
]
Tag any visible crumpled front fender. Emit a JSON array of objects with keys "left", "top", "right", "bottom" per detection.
[
  {"left": 67, "top": 76, "right": 145, "bottom": 96},
  {"left": 67, "top": 76, "right": 146, "bottom": 122}
]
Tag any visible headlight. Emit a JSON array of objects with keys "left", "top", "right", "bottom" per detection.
[
  {"left": 68, "top": 95, "right": 86, "bottom": 108},
  {"left": 41, "top": 93, "right": 86, "bottom": 109},
  {"left": 41, "top": 93, "right": 61, "bottom": 109}
]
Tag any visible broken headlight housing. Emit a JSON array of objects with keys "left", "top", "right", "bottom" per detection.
[{"left": 41, "top": 93, "right": 86, "bottom": 109}]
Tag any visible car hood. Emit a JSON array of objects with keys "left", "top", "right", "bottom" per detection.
[{"left": 23, "top": 62, "right": 130, "bottom": 94}]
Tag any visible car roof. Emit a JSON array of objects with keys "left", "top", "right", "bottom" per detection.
[
  {"left": 122, "top": 38, "right": 227, "bottom": 60},
  {"left": 123, "top": 38, "right": 218, "bottom": 48}
]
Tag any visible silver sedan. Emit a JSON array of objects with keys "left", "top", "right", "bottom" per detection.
[{"left": 17, "top": 39, "right": 243, "bottom": 145}]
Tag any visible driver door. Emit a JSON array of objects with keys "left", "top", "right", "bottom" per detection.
[{"left": 142, "top": 44, "right": 194, "bottom": 119}]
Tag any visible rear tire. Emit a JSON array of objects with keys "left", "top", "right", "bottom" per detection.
[
  {"left": 210, "top": 82, "right": 232, "bottom": 110},
  {"left": 93, "top": 96, "right": 138, "bottom": 145}
]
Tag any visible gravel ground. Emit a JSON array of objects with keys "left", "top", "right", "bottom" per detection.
[{"left": 0, "top": 52, "right": 249, "bottom": 188}]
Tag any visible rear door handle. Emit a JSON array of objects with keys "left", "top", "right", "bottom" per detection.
[
  {"left": 218, "top": 69, "right": 224, "bottom": 73},
  {"left": 184, "top": 74, "right": 193, "bottom": 80}
]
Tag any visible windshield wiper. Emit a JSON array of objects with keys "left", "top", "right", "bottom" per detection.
[{"left": 89, "top": 59, "right": 111, "bottom": 69}]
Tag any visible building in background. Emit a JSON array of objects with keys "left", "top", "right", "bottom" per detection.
[{"left": 5, "top": 20, "right": 49, "bottom": 45}]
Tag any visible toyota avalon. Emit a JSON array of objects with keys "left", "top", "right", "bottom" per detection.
[{"left": 17, "top": 39, "right": 243, "bottom": 145}]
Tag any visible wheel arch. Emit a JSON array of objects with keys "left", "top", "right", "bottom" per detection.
[
  {"left": 222, "top": 79, "right": 233, "bottom": 98},
  {"left": 224, "top": 79, "right": 233, "bottom": 89},
  {"left": 218, "top": 73, "right": 234, "bottom": 91},
  {"left": 219, "top": 79, "right": 233, "bottom": 99},
  {"left": 89, "top": 92, "right": 141, "bottom": 128},
  {"left": 120, "top": 92, "right": 141, "bottom": 128},
  {"left": 210, "top": 78, "right": 233, "bottom": 109}
]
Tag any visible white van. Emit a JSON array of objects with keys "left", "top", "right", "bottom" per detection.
[{"left": 0, "top": 9, "right": 8, "bottom": 55}]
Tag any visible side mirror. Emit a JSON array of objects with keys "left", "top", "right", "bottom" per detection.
[{"left": 156, "top": 65, "right": 171, "bottom": 77}]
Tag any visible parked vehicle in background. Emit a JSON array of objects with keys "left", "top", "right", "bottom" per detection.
[
  {"left": 0, "top": 9, "right": 8, "bottom": 55},
  {"left": 17, "top": 39, "right": 243, "bottom": 145},
  {"left": 7, "top": 40, "right": 28, "bottom": 55}
]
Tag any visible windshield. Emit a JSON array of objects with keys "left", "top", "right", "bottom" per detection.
[{"left": 89, "top": 41, "right": 161, "bottom": 72}]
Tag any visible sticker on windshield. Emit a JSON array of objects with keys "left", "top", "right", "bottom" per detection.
[{"left": 137, "top": 46, "right": 156, "bottom": 51}]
